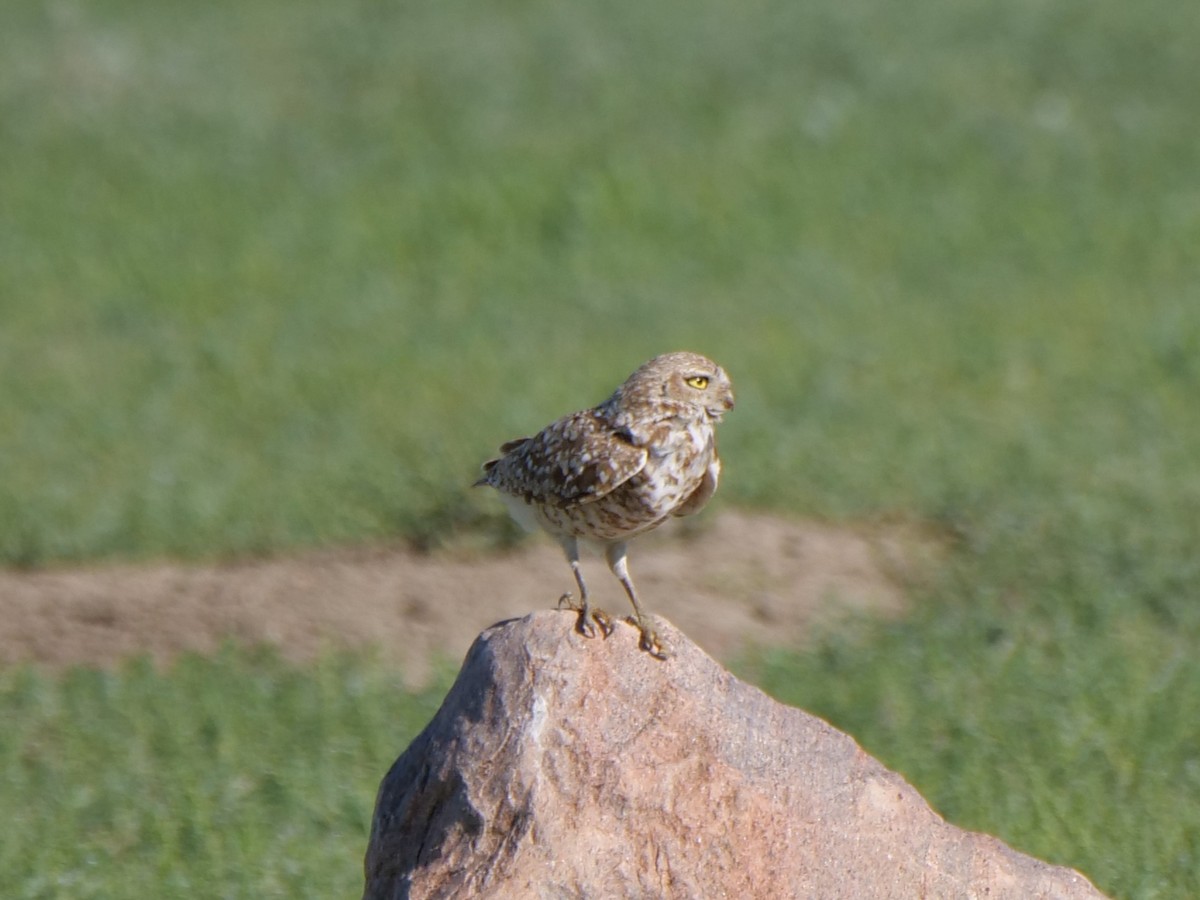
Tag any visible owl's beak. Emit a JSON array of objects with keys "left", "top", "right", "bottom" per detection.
[{"left": 708, "top": 391, "right": 734, "bottom": 419}]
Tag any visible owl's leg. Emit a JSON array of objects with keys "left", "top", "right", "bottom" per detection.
[
  {"left": 605, "top": 542, "right": 668, "bottom": 659},
  {"left": 556, "top": 537, "right": 613, "bottom": 639}
]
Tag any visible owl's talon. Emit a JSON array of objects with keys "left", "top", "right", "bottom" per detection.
[
  {"left": 629, "top": 617, "right": 670, "bottom": 659},
  {"left": 642, "top": 632, "right": 670, "bottom": 659},
  {"left": 576, "top": 610, "right": 615, "bottom": 639},
  {"left": 577, "top": 614, "right": 597, "bottom": 639},
  {"left": 558, "top": 593, "right": 611, "bottom": 640},
  {"left": 592, "top": 609, "right": 615, "bottom": 638}
]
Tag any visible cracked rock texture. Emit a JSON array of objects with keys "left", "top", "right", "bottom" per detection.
[{"left": 363, "top": 610, "right": 1105, "bottom": 899}]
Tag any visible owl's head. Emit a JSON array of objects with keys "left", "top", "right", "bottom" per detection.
[{"left": 618, "top": 351, "right": 735, "bottom": 422}]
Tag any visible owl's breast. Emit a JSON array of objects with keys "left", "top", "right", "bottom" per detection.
[{"left": 637, "top": 419, "right": 714, "bottom": 504}]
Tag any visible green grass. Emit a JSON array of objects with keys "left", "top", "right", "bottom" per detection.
[
  {"left": 2, "top": 0, "right": 1196, "bottom": 563},
  {"left": 2, "top": 0, "right": 1199, "bottom": 895},
  {"left": 0, "top": 649, "right": 449, "bottom": 899}
]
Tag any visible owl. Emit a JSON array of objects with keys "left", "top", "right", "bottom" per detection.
[{"left": 475, "top": 351, "right": 735, "bottom": 658}]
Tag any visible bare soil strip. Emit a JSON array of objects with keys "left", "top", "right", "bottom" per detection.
[{"left": 0, "top": 511, "right": 930, "bottom": 685}]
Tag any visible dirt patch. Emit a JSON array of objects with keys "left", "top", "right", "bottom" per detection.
[{"left": 0, "top": 511, "right": 935, "bottom": 685}]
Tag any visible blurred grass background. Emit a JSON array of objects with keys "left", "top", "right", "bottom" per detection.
[{"left": 1, "top": 0, "right": 1198, "bottom": 895}]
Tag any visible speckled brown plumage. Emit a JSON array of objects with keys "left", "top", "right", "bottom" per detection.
[{"left": 476, "top": 351, "right": 735, "bottom": 657}]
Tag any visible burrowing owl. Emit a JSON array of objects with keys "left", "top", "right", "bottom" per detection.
[{"left": 475, "top": 351, "right": 734, "bottom": 658}]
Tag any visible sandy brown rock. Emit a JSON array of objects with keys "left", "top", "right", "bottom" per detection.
[{"left": 363, "top": 611, "right": 1105, "bottom": 900}]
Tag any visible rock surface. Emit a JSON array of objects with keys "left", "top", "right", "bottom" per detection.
[{"left": 363, "top": 611, "right": 1106, "bottom": 899}]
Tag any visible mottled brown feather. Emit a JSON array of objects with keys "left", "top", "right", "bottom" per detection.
[{"left": 479, "top": 410, "right": 647, "bottom": 507}]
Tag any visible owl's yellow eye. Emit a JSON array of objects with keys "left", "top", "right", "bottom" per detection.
[{"left": 685, "top": 375, "right": 710, "bottom": 390}]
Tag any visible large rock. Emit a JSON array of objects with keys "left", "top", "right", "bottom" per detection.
[{"left": 363, "top": 611, "right": 1105, "bottom": 899}]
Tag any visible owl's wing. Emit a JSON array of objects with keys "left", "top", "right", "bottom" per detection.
[{"left": 481, "top": 410, "right": 647, "bottom": 506}]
